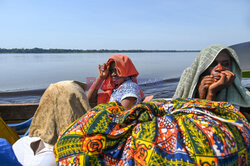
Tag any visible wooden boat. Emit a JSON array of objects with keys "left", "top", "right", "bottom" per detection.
[
  {"left": 0, "top": 84, "right": 249, "bottom": 127},
  {"left": 0, "top": 103, "right": 38, "bottom": 124},
  {"left": 0, "top": 89, "right": 44, "bottom": 125},
  {"left": 0, "top": 103, "right": 38, "bottom": 135}
]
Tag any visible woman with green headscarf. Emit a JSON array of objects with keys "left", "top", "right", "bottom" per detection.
[{"left": 173, "top": 44, "right": 250, "bottom": 119}]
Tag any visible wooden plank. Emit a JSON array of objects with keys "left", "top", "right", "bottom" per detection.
[{"left": 0, "top": 103, "right": 38, "bottom": 123}]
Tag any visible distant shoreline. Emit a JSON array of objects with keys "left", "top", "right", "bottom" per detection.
[{"left": 0, "top": 48, "right": 200, "bottom": 54}]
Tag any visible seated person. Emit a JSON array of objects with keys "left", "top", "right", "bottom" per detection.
[
  {"left": 173, "top": 44, "right": 250, "bottom": 119},
  {"left": 12, "top": 80, "right": 91, "bottom": 166},
  {"left": 87, "top": 54, "right": 144, "bottom": 110}
]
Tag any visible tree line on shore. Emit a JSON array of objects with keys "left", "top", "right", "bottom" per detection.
[{"left": 0, "top": 48, "right": 200, "bottom": 54}]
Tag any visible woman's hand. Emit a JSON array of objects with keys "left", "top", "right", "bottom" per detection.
[
  {"left": 198, "top": 75, "right": 215, "bottom": 99},
  {"left": 206, "top": 71, "right": 235, "bottom": 100},
  {"left": 221, "top": 71, "right": 236, "bottom": 88},
  {"left": 98, "top": 63, "right": 109, "bottom": 79},
  {"left": 208, "top": 71, "right": 235, "bottom": 93},
  {"left": 87, "top": 63, "right": 109, "bottom": 106}
]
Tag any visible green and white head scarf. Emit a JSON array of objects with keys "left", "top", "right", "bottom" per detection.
[{"left": 173, "top": 44, "right": 250, "bottom": 107}]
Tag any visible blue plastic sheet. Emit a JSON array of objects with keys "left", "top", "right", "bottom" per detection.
[{"left": 0, "top": 138, "right": 21, "bottom": 166}]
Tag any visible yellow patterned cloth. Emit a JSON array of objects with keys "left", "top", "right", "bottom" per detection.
[{"left": 54, "top": 98, "right": 250, "bottom": 165}]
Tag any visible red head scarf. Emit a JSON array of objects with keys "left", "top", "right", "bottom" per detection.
[{"left": 97, "top": 54, "right": 144, "bottom": 104}]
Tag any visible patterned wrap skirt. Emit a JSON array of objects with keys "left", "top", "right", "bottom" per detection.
[{"left": 54, "top": 98, "right": 250, "bottom": 165}]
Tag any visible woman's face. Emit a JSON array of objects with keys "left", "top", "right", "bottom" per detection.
[
  {"left": 109, "top": 61, "right": 125, "bottom": 86},
  {"left": 205, "top": 51, "right": 232, "bottom": 80}
]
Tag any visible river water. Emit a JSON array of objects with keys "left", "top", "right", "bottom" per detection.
[{"left": 0, "top": 52, "right": 249, "bottom": 104}]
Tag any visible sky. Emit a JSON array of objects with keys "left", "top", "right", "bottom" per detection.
[{"left": 0, "top": 0, "right": 249, "bottom": 50}]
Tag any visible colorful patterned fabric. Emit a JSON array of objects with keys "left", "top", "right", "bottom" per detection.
[
  {"left": 109, "top": 80, "right": 142, "bottom": 105},
  {"left": 54, "top": 98, "right": 250, "bottom": 165}
]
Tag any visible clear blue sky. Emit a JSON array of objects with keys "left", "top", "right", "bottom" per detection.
[{"left": 0, "top": 0, "right": 249, "bottom": 50}]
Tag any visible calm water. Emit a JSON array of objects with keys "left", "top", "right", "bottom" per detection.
[{"left": 1, "top": 52, "right": 249, "bottom": 104}]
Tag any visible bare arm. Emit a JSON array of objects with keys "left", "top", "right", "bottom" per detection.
[
  {"left": 197, "top": 75, "right": 215, "bottom": 99},
  {"left": 197, "top": 71, "right": 235, "bottom": 101},
  {"left": 121, "top": 97, "right": 137, "bottom": 110},
  {"left": 87, "top": 76, "right": 104, "bottom": 105},
  {"left": 87, "top": 64, "right": 109, "bottom": 105}
]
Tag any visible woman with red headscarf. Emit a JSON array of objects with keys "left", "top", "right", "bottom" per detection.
[{"left": 87, "top": 54, "right": 143, "bottom": 109}]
